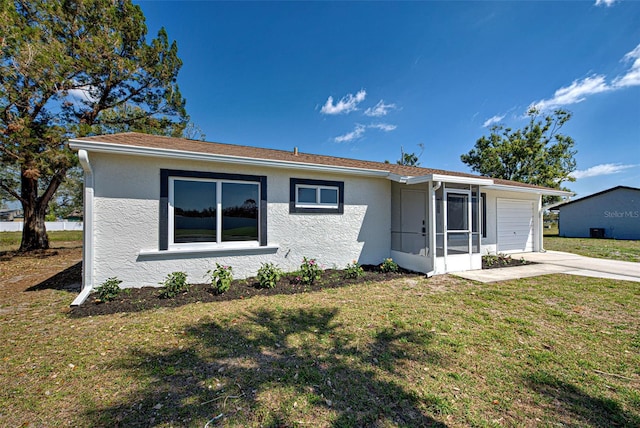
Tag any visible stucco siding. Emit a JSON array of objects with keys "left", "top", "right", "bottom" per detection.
[
  {"left": 89, "top": 152, "right": 390, "bottom": 288},
  {"left": 559, "top": 188, "right": 640, "bottom": 239}
]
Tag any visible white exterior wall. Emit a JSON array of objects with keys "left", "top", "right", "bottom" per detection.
[
  {"left": 481, "top": 189, "right": 541, "bottom": 255},
  {"left": 89, "top": 152, "right": 390, "bottom": 288}
]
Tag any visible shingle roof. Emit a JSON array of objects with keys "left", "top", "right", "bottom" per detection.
[
  {"left": 71, "top": 132, "right": 559, "bottom": 192},
  {"left": 555, "top": 185, "right": 640, "bottom": 208}
]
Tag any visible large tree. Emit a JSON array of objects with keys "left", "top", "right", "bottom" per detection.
[
  {"left": 0, "top": 0, "right": 188, "bottom": 251},
  {"left": 461, "top": 108, "right": 576, "bottom": 202}
]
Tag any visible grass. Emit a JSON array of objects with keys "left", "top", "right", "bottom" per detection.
[
  {"left": 544, "top": 226, "right": 640, "bottom": 263},
  {"left": 1, "top": 269, "right": 638, "bottom": 426},
  {"left": 0, "top": 230, "right": 83, "bottom": 252}
]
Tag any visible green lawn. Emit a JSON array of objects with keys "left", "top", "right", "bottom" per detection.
[
  {"left": 544, "top": 227, "right": 640, "bottom": 263},
  {"left": 1, "top": 272, "right": 638, "bottom": 427},
  {"left": 0, "top": 230, "right": 83, "bottom": 252}
]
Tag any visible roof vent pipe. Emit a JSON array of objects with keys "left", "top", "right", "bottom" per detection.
[{"left": 293, "top": 147, "right": 298, "bottom": 155}]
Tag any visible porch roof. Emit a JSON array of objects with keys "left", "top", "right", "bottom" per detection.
[{"left": 69, "top": 132, "right": 571, "bottom": 196}]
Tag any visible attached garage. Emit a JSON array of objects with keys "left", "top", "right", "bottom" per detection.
[{"left": 497, "top": 199, "right": 534, "bottom": 253}]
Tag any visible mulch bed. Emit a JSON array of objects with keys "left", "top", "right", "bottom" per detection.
[
  {"left": 482, "top": 254, "right": 536, "bottom": 270},
  {"left": 70, "top": 265, "right": 422, "bottom": 318},
  {"left": 69, "top": 256, "right": 536, "bottom": 317}
]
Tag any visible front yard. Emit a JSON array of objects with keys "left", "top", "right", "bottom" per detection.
[
  {"left": 0, "top": 237, "right": 638, "bottom": 426},
  {"left": 543, "top": 227, "right": 640, "bottom": 263}
]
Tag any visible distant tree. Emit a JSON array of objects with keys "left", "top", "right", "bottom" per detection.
[
  {"left": 182, "top": 122, "right": 207, "bottom": 141},
  {"left": 397, "top": 144, "right": 424, "bottom": 166},
  {"left": 46, "top": 166, "right": 83, "bottom": 220},
  {"left": 0, "top": 0, "right": 188, "bottom": 251},
  {"left": 461, "top": 109, "right": 576, "bottom": 203}
]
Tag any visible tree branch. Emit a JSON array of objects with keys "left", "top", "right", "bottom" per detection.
[
  {"left": 39, "top": 169, "right": 66, "bottom": 208},
  {"left": 0, "top": 179, "right": 26, "bottom": 205}
]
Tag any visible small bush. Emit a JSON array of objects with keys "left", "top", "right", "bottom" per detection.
[
  {"left": 298, "top": 257, "right": 322, "bottom": 285},
  {"left": 379, "top": 257, "right": 399, "bottom": 273},
  {"left": 257, "top": 262, "right": 284, "bottom": 289},
  {"left": 344, "top": 260, "right": 364, "bottom": 279},
  {"left": 159, "top": 271, "right": 189, "bottom": 298},
  {"left": 95, "top": 277, "right": 122, "bottom": 302},
  {"left": 482, "top": 253, "right": 517, "bottom": 268},
  {"left": 207, "top": 263, "right": 233, "bottom": 294}
]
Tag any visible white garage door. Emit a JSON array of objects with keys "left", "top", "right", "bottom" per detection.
[{"left": 497, "top": 199, "right": 534, "bottom": 253}]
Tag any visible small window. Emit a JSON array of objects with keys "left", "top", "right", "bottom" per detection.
[
  {"left": 290, "top": 178, "right": 344, "bottom": 214},
  {"left": 295, "top": 185, "right": 339, "bottom": 208}
]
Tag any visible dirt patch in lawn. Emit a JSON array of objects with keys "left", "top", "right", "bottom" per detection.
[
  {"left": 70, "top": 266, "right": 425, "bottom": 317},
  {"left": 0, "top": 245, "right": 82, "bottom": 309}
]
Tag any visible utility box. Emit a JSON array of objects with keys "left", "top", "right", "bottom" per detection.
[{"left": 590, "top": 228, "right": 605, "bottom": 238}]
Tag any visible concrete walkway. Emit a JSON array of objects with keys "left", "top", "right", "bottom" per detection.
[{"left": 454, "top": 250, "right": 640, "bottom": 283}]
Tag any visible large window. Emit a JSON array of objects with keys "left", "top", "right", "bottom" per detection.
[
  {"left": 289, "top": 178, "right": 344, "bottom": 214},
  {"left": 160, "top": 170, "right": 267, "bottom": 250}
]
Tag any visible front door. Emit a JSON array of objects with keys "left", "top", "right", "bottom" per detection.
[
  {"left": 400, "top": 189, "right": 427, "bottom": 255},
  {"left": 445, "top": 190, "right": 471, "bottom": 270}
]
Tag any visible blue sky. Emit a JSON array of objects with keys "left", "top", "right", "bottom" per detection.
[{"left": 139, "top": 0, "right": 640, "bottom": 198}]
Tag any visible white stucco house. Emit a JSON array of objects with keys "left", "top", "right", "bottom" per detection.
[{"left": 68, "top": 132, "right": 569, "bottom": 305}]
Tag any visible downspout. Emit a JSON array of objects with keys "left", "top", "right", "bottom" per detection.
[
  {"left": 71, "top": 149, "right": 94, "bottom": 306},
  {"left": 426, "top": 181, "right": 442, "bottom": 277},
  {"left": 538, "top": 193, "right": 546, "bottom": 253}
]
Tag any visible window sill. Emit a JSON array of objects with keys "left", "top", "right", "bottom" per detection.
[{"left": 138, "top": 244, "right": 279, "bottom": 259}]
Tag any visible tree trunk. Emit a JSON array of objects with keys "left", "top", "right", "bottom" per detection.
[
  {"left": 19, "top": 174, "right": 49, "bottom": 252},
  {"left": 20, "top": 199, "right": 49, "bottom": 251}
]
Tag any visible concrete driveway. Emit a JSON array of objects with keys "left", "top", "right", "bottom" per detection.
[{"left": 454, "top": 250, "right": 640, "bottom": 283}]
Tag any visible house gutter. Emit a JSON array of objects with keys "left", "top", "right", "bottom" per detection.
[
  {"left": 70, "top": 149, "right": 94, "bottom": 306},
  {"left": 484, "top": 183, "right": 573, "bottom": 197},
  {"left": 68, "top": 140, "right": 391, "bottom": 179},
  {"left": 406, "top": 174, "right": 493, "bottom": 186}
]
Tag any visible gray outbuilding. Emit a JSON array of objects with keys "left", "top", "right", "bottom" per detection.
[{"left": 557, "top": 186, "right": 640, "bottom": 240}]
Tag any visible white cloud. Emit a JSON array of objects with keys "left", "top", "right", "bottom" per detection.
[
  {"left": 320, "top": 90, "right": 367, "bottom": 115},
  {"left": 334, "top": 124, "right": 366, "bottom": 142},
  {"left": 66, "top": 86, "right": 100, "bottom": 103},
  {"left": 531, "top": 75, "right": 610, "bottom": 111},
  {"left": 482, "top": 114, "right": 505, "bottom": 128},
  {"left": 613, "top": 43, "right": 640, "bottom": 88},
  {"left": 570, "top": 163, "right": 637, "bottom": 179},
  {"left": 333, "top": 122, "right": 397, "bottom": 143},
  {"left": 368, "top": 123, "right": 397, "bottom": 132},
  {"left": 529, "top": 43, "right": 640, "bottom": 111},
  {"left": 364, "top": 100, "right": 397, "bottom": 117},
  {"left": 595, "top": 0, "right": 617, "bottom": 7}
]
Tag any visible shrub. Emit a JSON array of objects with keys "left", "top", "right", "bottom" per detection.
[
  {"left": 159, "top": 271, "right": 189, "bottom": 298},
  {"left": 298, "top": 257, "right": 322, "bottom": 285},
  {"left": 207, "top": 263, "right": 233, "bottom": 294},
  {"left": 379, "top": 257, "right": 399, "bottom": 273},
  {"left": 482, "top": 252, "right": 516, "bottom": 268},
  {"left": 344, "top": 260, "right": 364, "bottom": 279},
  {"left": 95, "top": 277, "right": 122, "bottom": 302},
  {"left": 257, "top": 262, "right": 284, "bottom": 289}
]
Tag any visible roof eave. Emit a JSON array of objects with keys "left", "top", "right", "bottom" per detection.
[
  {"left": 388, "top": 173, "right": 494, "bottom": 185},
  {"left": 68, "top": 139, "right": 391, "bottom": 178},
  {"left": 484, "top": 183, "right": 573, "bottom": 196}
]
